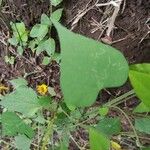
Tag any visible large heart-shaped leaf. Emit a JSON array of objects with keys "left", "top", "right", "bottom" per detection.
[
  {"left": 51, "top": 20, "right": 128, "bottom": 107},
  {"left": 129, "top": 64, "right": 150, "bottom": 109}
]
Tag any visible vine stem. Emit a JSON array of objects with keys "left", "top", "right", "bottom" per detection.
[
  {"left": 110, "top": 106, "right": 142, "bottom": 149},
  {"left": 83, "top": 90, "right": 135, "bottom": 118},
  {"left": 104, "top": 89, "right": 135, "bottom": 107},
  {"left": 41, "top": 116, "right": 55, "bottom": 150}
]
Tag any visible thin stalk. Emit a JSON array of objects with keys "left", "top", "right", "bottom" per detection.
[
  {"left": 41, "top": 116, "right": 55, "bottom": 150},
  {"left": 110, "top": 106, "right": 142, "bottom": 149},
  {"left": 104, "top": 90, "right": 135, "bottom": 107}
]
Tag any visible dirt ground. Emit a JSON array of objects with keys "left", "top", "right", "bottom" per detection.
[{"left": 0, "top": 0, "right": 150, "bottom": 149}]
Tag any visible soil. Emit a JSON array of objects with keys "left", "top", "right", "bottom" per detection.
[{"left": 0, "top": 0, "right": 150, "bottom": 150}]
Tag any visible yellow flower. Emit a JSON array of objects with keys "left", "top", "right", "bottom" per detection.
[
  {"left": 37, "top": 84, "right": 48, "bottom": 95},
  {"left": 111, "top": 140, "right": 122, "bottom": 150},
  {"left": 0, "top": 84, "right": 9, "bottom": 92}
]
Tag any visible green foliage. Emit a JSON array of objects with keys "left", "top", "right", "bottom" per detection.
[
  {"left": 15, "top": 135, "right": 32, "bottom": 150},
  {"left": 10, "top": 22, "right": 28, "bottom": 43},
  {"left": 2, "top": 112, "right": 34, "bottom": 138},
  {"left": 36, "top": 38, "right": 55, "bottom": 55},
  {"left": 10, "top": 77, "right": 28, "bottom": 88},
  {"left": 51, "top": 0, "right": 63, "bottom": 6},
  {"left": 0, "top": 86, "right": 41, "bottom": 117},
  {"left": 4, "top": 56, "right": 15, "bottom": 65},
  {"left": 51, "top": 9, "right": 63, "bottom": 22},
  {"left": 51, "top": 20, "right": 128, "bottom": 107},
  {"left": 135, "top": 118, "right": 150, "bottom": 134},
  {"left": 96, "top": 117, "right": 121, "bottom": 137},
  {"left": 0, "top": 78, "right": 50, "bottom": 117},
  {"left": 129, "top": 63, "right": 150, "bottom": 109},
  {"left": 89, "top": 127, "right": 110, "bottom": 150},
  {"left": 134, "top": 102, "right": 150, "bottom": 113},
  {"left": 99, "top": 107, "right": 109, "bottom": 116}
]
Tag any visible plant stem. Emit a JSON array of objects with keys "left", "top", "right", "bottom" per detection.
[
  {"left": 104, "top": 90, "right": 135, "bottom": 107},
  {"left": 110, "top": 106, "right": 142, "bottom": 149},
  {"left": 41, "top": 116, "right": 55, "bottom": 150}
]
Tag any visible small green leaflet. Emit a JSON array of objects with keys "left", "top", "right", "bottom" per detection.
[
  {"left": 129, "top": 63, "right": 150, "bottom": 109},
  {"left": 51, "top": 0, "right": 63, "bottom": 6},
  {"left": 41, "top": 13, "right": 51, "bottom": 26},
  {"left": 51, "top": 19, "right": 128, "bottom": 107},
  {"left": 51, "top": 9, "right": 63, "bottom": 22},
  {"left": 0, "top": 87, "right": 41, "bottom": 117},
  {"left": 2, "top": 112, "right": 34, "bottom": 138},
  {"left": 36, "top": 38, "right": 55, "bottom": 56},
  {"left": 10, "top": 22, "right": 28, "bottom": 43},
  {"left": 96, "top": 117, "right": 121, "bottom": 137},
  {"left": 30, "top": 24, "right": 48, "bottom": 41},
  {"left": 15, "top": 135, "right": 32, "bottom": 150},
  {"left": 135, "top": 118, "right": 150, "bottom": 134},
  {"left": 89, "top": 128, "right": 110, "bottom": 150}
]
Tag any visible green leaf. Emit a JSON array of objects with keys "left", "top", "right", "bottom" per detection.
[
  {"left": 51, "top": 20, "right": 128, "bottom": 107},
  {"left": 41, "top": 13, "right": 51, "bottom": 26},
  {"left": 28, "top": 39, "right": 39, "bottom": 51},
  {"left": 48, "top": 87, "right": 56, "bottom": 96},
  {"left": 134, "top": 102, "right": 150, "bottom": 113},
  {"left": 4, "top": 56, "right": 15, "bottom": 65},
  {"left": 10, "top": 22, "right": 28, "bottom": 42},
  {"left": 2, "top": 112, "right": 34, "bottom": 138},
  {"left": 10, "top": 78, "right": 28, "bottom": 89},
  {"left": 52, "top": 53, "right": 61, "bottom": 63},
  {"left": 36, "top": 38, "right": 55, "bottom": 55},
  {"left": 89, "top": 128, "right": 110, "bottom": 150},
  {"left": 15, "top": 135, "right": 32, "bottom": 150},
  {"left": 51, "top": 9, "right": 63, "bottom": 22},
  {"left": 99, "top": 107, "right": 109, "bottom": 116},
  {"left": 8, "top": 36, "right": 18, "bottom": 46},
  {"left": 38, "top": 96, "right": 51, "bottom": 108},
  {"left": 96, "top": 117, "right": 121, "bottom": 136},
  {"left": 135, "top": 118, "right": 150, "bottom": 134},
  {"left": 17, "top": 46, "right": 24, "bottom": 55},
  {"left": 0, "top": 87, "right": 41, "bottom": 117},
  {"left": 30, "top": 24, "right": 48, "bottom": 40},
  {"left": 129, "top": 64, "right": 150, "bottom": 109},
  {"left": 42, "top": 56, "right": 50, "bottom": 65},
  {"left": 51, "top": 0, "right": 63, "bottom": 6}
]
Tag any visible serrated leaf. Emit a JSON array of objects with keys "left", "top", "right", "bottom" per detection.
[
  {"left": 51, "top": 9, "right": 63, "bottom": 22},
  {"left": 30, "top": 24, "right": 48, "bottom": 40},
  {"left": 134, "top": 102, "right": 150, "bottom": 113},
  {"left": 36, "top": 38, "right": 55, "bottom": 55},
  {"left": 2, "top": 112, "right": 34, "bottom": 138},
  {"left": 51, "top": 0, "right": 63, "bottom": 6},
  {"left": 41, "top": 13, "right": 52, "bottom": 26},
  {"left": 89, "top": 128, "right": 110, "bottom": 150},
  {"left": 10, "top": 78, "right": 28, "bottom": 89},
  {"left": 129, "top": 64, "right": 150, "bottom": 109},
  {"left": 15, "top": 135, "right": 32, "bottom": 150},
  {"left": 0, "top": 87, "right": 41, "bottom": 117},
  {"left": 51, "top": 20, "right": 128, "bottom": 107},
  {"left": 96, "top": 117, "right": 121, "bottom": 136},
  {"left": 135, "top": 118, "right": 150, "bottom": 134}
]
